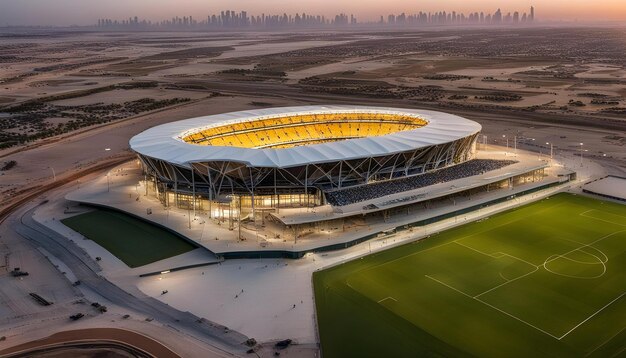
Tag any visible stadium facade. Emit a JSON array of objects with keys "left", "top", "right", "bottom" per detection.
[
  {"left": 130, "top": 105, "right": 482, "bottom": 210},
  {"left": 59, "top": 104, "right": 568, "bottom": 257}
]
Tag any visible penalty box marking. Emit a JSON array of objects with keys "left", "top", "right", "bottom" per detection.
[
  {"left": 353, "top": 201, "right": 565, "bottom": 278},
  {"left": 425, "top": 274, "right": 561, "bottom": 340},
  {"left": 429, "top": 230, "right": 626, "bottom": 340},
  {"left": 580, "top": 209, "right": 626, "bottom": 228},
  {"left": 426, "top": 274, "right": 626, "bottom": 341},
  {"left": 356, "top": 204, "right": 625, "bottom": 340}
]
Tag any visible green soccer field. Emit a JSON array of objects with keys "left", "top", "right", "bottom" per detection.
[
  {"left": 62, "top": 209, "right": 197, "bottom": 268},
  {"left": 313, "top": 193, "right": 626, "bottom": 358}
]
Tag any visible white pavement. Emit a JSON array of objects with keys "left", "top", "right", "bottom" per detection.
[
  {"left": 65, "top": 148, "right": 573, "bottom": 255},
  {"left": 34, "top": 149, "right": 607, "bottom": 345}
]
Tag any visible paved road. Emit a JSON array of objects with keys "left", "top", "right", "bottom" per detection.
[{"left": 9, "top": 203, "right": 247, "bottom": 357}]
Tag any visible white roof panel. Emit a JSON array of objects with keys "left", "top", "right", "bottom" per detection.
[{"left": 129, "top": 105, "right": 481, "bottom": 168}]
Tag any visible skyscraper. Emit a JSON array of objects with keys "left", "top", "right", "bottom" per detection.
[{"left": 493, "top": 8, "right": 502, "bottom": 23}]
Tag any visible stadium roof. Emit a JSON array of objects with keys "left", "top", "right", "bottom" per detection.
[{"left": 129, "top": 105, "right": 481, "bottom": 169}]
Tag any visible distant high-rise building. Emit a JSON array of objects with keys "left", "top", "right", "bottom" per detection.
[
  {"left": 493, "top": 8, "right": 502, "bottom": 23},
  {"left": 94, "top": 6, "right": 537, "bottom": 30}
]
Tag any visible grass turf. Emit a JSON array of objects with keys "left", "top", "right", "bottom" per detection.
[
  {"left": 313, "top": 193, "right": 626, "bottom": 358},
  {"left": 62, "top": 209, "right": 197, "bottom": 268}
]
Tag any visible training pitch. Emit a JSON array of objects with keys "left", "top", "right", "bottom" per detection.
[
  {"left": 62, "top": 209, "right": 197, "bottom": 268},
  {"left": 313, "top": 193, "right": 626, "bottom": 358}
]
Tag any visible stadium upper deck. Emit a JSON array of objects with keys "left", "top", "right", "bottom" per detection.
[
  {"left": 130, "top": 106, "right": 481, "bottom": 169},
  {"left": 130, "top": 106, "right": 481, "bottom": 205},
  {"left": 181, "top": 112, "right": 428, "bottom": 149}
]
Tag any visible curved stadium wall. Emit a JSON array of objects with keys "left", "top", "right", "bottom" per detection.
[{"left": 129, "top": 106, "right": 481, "bottom": 208}]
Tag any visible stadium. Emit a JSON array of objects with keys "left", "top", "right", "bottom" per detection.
[
  {"left": 130, "top": 105, "right": 481, "bottom": 207},
  {"left": 123, "top": 105, "right": 562, "bottom": 255}
]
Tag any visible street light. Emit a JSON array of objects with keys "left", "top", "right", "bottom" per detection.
[
  {"left": 546, "top": 142, "right": 553, "bottom": 159},
  {"left": 502, "top": 134, "right": 509, "bottom": 154},
  {"left": 579, "top": 142, "right": 584, "bottom": 167},
  {"left": 48, "top": 166, "right": 56, "bottom": 181}
]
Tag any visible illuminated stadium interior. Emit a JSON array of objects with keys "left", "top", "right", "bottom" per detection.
[
  {"left": 130, "top": 106, "right": 485, "bottom": 211},
  {"left": 181, "top": 112, "right": 428, "bottom": 149}
]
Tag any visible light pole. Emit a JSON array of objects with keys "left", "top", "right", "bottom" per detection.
[
  {"left": 502, "top": 134, "right": 508, "bottom": 153},
  {"left": 546, "top": 142, "right": 553, "bottom": 159},
  {"left": 49, "top": 167, "right": 56, "bottom": 181},
  {"left": 579, "top": 142, "right": 584, "bottom": 167}
]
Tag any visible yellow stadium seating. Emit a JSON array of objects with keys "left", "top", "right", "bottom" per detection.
[{"left": 181, "top": 112, "right": 427, "bottom": 149}]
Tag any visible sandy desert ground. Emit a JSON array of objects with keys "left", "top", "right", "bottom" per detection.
[
  {"left": 1, "top": 28, "right": 624, "bottom": 177},
  {"left": 0, "top": 27, "right": 625, "bottom": 357}
]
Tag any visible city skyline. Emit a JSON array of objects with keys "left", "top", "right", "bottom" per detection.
[
  {"left": 95, "top": 7, "right": 537, "bottom": 30},
  {"left": 1, "top": 0, "right": 626, "bottom": 26}
]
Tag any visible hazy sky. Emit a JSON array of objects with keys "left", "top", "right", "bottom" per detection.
[{"left": 1, "top": 0, "right": 625, "bottom": 26}]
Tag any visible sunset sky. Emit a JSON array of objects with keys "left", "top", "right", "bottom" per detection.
[{"left": 1, "top": 0, "right": 625, "bottom": 26}]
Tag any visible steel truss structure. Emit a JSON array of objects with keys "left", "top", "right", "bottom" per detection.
[
  {"left": 130, "top": 106, "right": 481, "bottom": 206},
  {"left": 137, "top": 133, "right": 478, "bottom": 200}
]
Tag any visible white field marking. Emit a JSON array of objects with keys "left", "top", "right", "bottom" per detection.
[
  {"left": 580, "top": 210, "right": 626, "bottom": 227},
  {"left": 499, "top": 272, "right": 510, "bottom": 282},
  {"left": 353, "top": 241, "right": 456, "bottom": 276},
  {"left": 454, "top": 240, "right": 538, "bottom": 268},
  {"left": 425, "top": 275, "right": 474, "bottom": 298},
  {"left": 612, "top": 345, "right": 626, "bottom": 358},
  {"left": 557, "top": 236, "right": 609, "bottom": 264},
  {"left": 542, "top": 230, "right": 626, "bottom": 272},
  {"left": 589, "top": 209, "right": 626, "bottom": 222},
  {"left": 476, "top": 297, "right": 561, "bottom": 340},
  {"left": 580, "top": 245, "right": 609, "bottom": 264},
  {"left": 453, "top": 240, "right": 502, "bottom": 258},
  {"left": 452, "top": 241, "right": 540, "bottom": 298},
  {"left": 420, "top": 227, "right": 626, "bottom": 341},
  {"left": 474, "top": 264, "right": 538, "bottom": 299},
  {"left": 551, "top": 253, "right": 603, "bottom": 266},
  {"left": 451, "top": 229, "right": 621, "bottom": 301},
  {"left": 543, "top": 251, "right": 606, "bottom": 280},
  {"left": 559, "top": 292, "right": 626, "bottom": 340},
  {"left": 355, "top": 200, "right": 568, "bottom": 276},
  {"left": 350, "top": 204, "right": 624, "bottom": 340},
  {"left": 498, "top": 252, "right": 538, "bottom": 268},
  {"left": 425, "top": 275, "right": 561, "bottom": 340},
  {"left": 377, "top": 296, "right": 398, "bottom": 303},
  {"left": 584, "top": 326, "right": 626, "bottom": 357}
]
